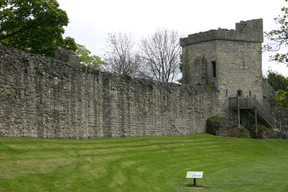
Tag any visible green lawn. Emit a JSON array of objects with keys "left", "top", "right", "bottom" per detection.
[{"left": 0, "top": 134, "right": 288, "bottom": 192}]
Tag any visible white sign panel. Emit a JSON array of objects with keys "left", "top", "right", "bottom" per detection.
[{"left": 186, "top": 171, "right": 203, "bottom": 179}]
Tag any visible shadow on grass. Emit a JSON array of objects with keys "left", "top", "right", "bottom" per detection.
[{"left": 184, "top": 184, "right": 203, "bottom": 189}]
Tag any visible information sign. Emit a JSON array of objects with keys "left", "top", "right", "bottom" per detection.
[{"left": 186, "top": 171, "right": 203, "bottom": 179}]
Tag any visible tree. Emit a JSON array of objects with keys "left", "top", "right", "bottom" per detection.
[
  {"left": 0, "top": 0, "right": 72, "bottom": 57},
  {"left": 139, "top": 29, "right": 181, "bottom": 82},
  {"left": 264, "top": 0, "right": 288, "bottom": 65},
  {"left": 264, "top": 70, "right": 288, "bottom": 106},
  {"left": 103, "top": 32, "right": 144, "bottom": 78},
  {"left": 61, "top": 36, "right": 78, "bottom": 52},
  {"left": 265, "top": 70, "right": 288, "bottom": 92},
  {"left": 263, "top": 0, "right": 288, "bottom": 107},
  {"left": 275, "top": 90, "right": 288, "bottom": 107},
  {"left": 76, "top": 44, "right": 105, "bottom": 69}
]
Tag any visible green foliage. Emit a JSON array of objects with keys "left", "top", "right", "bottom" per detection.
[
  {"left": 209, "top": 116, "right": 227, "bottom": 120},
  {"left": 247, "top": 124, "right": 274, "bottom": 139},
  {"left": 204, "top": 84, "right": 214, "bottom": 90},
  {"left": 265, "top": 70, "right": 288, "bottom": 92},
  {"left": 61, "top": 36, "right": 78, "bottom": 52},
  {"left": 209, "top": 116, "right": 236, "bottom": 124},
  {"left": 0, "top": 0, "right": 70, "bottom": 58},
  {"left": 76, "top": 44, "right": 106, "bottom": 69},
  {"left": 256, "top": 124, "right": 274, "bottom": 132},
  {"left": 1, "top": 134, "right": 288, "bottom": 191},
  {"left": 264, "top": 70, "right": 288, "bottom": 106},
  {"left": 276, "top": 90, "right": 288, "bottom": 107},
  {"left": 264, "top": 0, "right": 288, "bottom": 64},
  {"left": 240, "top": 127, "right": 248, "bottom": 133}
]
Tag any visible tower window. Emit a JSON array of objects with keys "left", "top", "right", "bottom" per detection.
[{"left": 212, "top": 61, "right": 216, "bottom": 77}]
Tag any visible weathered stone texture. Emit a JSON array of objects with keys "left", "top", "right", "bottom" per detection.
[
  {"left": 180, "top": 19, "right": 263, "bottom": 46},
  {"left": 0, "top": 44, "right": 218, "bottom": 139},
  {"left": 207, "top": 119, "right": 250, "bottom": 138},
  {"left": 180, "top": 19, "right": 265, "bottom": 118},
  {"left": 55, "top": 46, "right": 79, "bottom": 65},
  {"left": 266, "top": 98, "right": 288, "bottom": 130},
  {"left": 262, "top": 79, "right": 275, "bottom": 98}
]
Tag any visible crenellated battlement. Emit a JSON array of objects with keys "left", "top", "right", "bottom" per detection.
[{"left": 180, "top": 19, "right": 263, "bottom": 46}]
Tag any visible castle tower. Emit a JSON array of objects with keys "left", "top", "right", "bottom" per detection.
[{"left": 180, "top": 19, "right": 263, "bottom": 99}]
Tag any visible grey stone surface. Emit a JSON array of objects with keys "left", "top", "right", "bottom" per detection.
[
  {"left": 180, "top": 19, "right": 263, "bottom": 46},
  {"left": 0, "top": 44, "right": 218, "bottom": 139},
  {"left": 180, "top": 19, "right": 266, "bottom": 118},
  {"left": 207, "top": 118, "right": 250, "bottom": 138},
  {"left": 55, "top": 46, "right": 79, "bottom": 65},
  {"left": 266, "top": 98, "right": 288, "bottom": 131},
  {"left": 0, "top": 18, "right": 280, "bottom": 139}
]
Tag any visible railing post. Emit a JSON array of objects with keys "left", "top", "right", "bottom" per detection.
[
  {"left": 255, "top": 109, "right": 258, "bottom": 134},
  {"left": 254, "top": 95, "right": 258, "bottom": 134},
  {"left": 273, "top": 116, "right": 276, "bottom": 129},
  {"left": 229, "top": 96, "right": 231, "bottom": 119},
  {"left": 246, "top": 109, "right": 249, "bottom": 126},
  {"left": 280, "top": 121, "right": 282, "bottom": 131},
  {"left": 238, "top": 94, "right": 240, "bottom": 127}
]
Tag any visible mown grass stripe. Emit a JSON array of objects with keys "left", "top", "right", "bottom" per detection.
[{"left": 1, "top": 134, "right": 288, "bottom": 191}]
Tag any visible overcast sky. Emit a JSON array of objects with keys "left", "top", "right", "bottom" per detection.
[{"left": 58, "top": 0, "right": 288, "bottom": 76}]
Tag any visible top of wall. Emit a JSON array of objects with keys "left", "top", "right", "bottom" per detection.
[
  {"left": 55, "top": 46, "right": 79, "bottom": 65},
  {"left": 0, "top": 43, "right": 213, "bottom": 95},
  {"left": 180, "top": 19, "right": 263, "bottom": 46}
]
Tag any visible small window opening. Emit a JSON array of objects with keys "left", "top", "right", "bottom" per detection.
[
  {"left": 226, "top": 90, "right": 228, "bottom": 97},
  {"left": 249, "top": 91, "right": 251, "bottom": 97},
  {"left": 212, "top": 61, "right": 216, "bottom": 78}
]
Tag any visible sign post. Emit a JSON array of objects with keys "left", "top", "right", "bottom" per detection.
[{"left": 186, "top": 171, "right": 203, "bottom": 186}]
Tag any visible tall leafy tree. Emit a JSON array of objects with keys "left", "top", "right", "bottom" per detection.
[
  {"left": 263, "top": 0, "right": 288, "bottom": 107},
  {"left": 265, "top": 70, "right": 288, "bottom": 92},
  {"left": 264, "top": 0, "right": 288, "bottom": 65},
  {"left": 76, "top": 44, "right": 106, "bottom": 69},
  {"left": 265, "top": 70, "right": 288, "bottom": 107},
  {"left": 61, "top": 36, "right": 78, "bottom": 52},
  {"left": 0, "top": 0, "right": 73, "bottom": 57}
]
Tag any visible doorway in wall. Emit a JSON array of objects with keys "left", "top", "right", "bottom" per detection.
[{"left": 237, "top": 90, "right": 243, "bottom": 97}]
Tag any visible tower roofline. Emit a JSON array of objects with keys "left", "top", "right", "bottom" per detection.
[{"left": 180, "top": 19, "right": 263, "bottom": 47}]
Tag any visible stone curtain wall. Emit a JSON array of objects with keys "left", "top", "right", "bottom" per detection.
[{"left": 0, "top": 44, "right": 218, "bottom": 139}]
